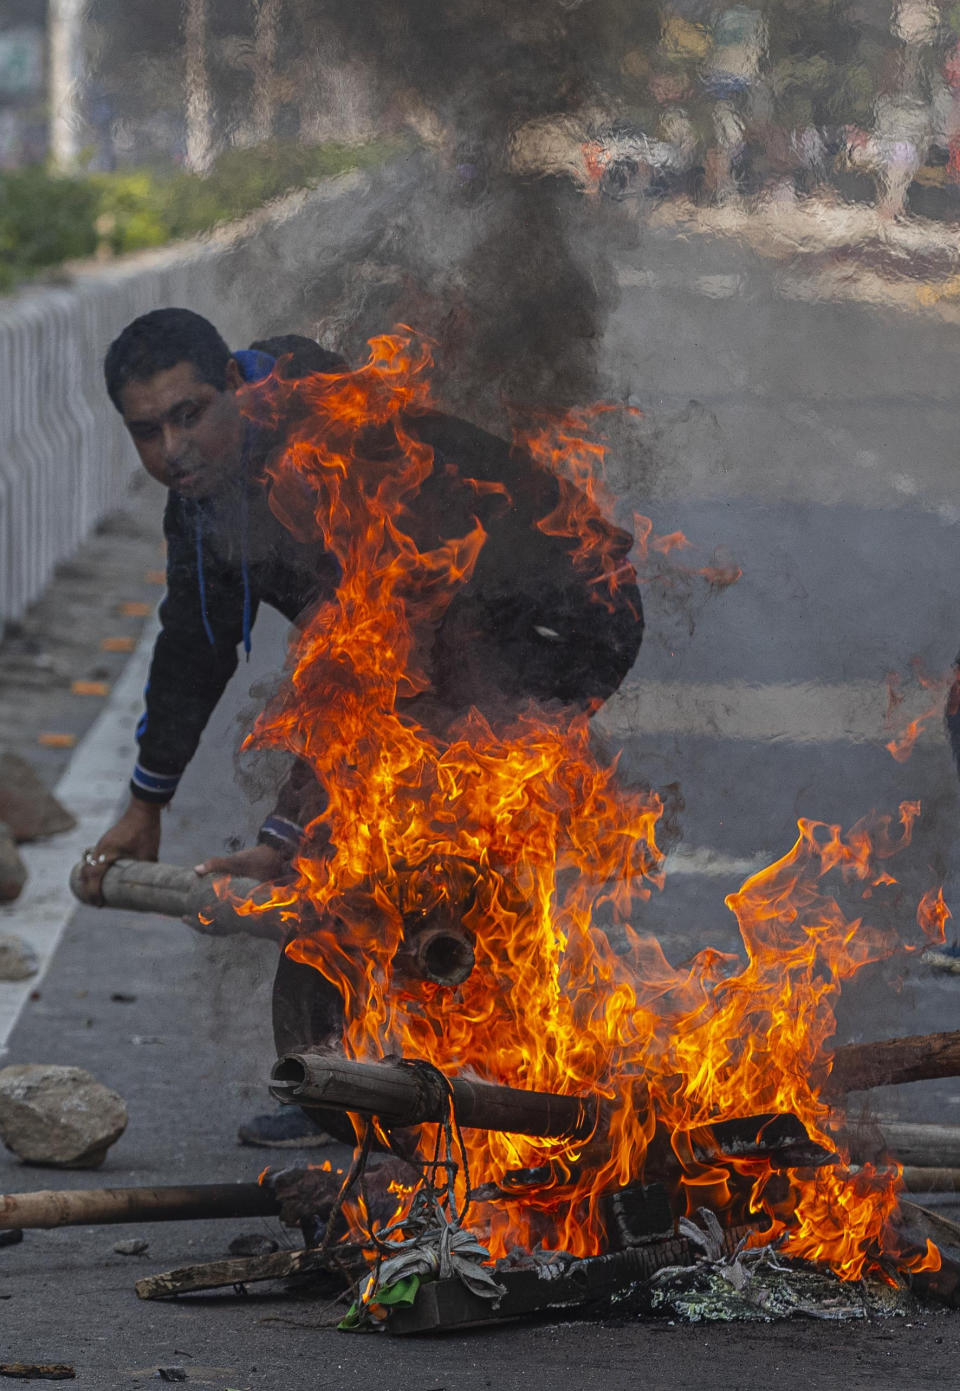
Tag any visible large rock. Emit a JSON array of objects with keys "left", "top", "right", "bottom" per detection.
[
  {"left": 0, "top": 753, "right": 75, "bottom": 842},
  {"left": 0, "top": 934, "right": 38, "bottom": 981},
  {"left": 0, "top": 827, "right": 27, "bottom": 903},
  {"left": 0, "top": 1065, "right": 127, "bottom": 1168}
]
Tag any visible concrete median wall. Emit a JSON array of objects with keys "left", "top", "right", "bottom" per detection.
[{"left": 0, "top": 161, "right": 414, "bottom": 635}]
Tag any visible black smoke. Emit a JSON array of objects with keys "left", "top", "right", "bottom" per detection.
[{"left": 296, "top": 0, "right": 660, "bottom": 417}]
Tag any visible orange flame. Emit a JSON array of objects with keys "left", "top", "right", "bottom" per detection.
[
  {"left": 236, "top": 330, "right": 937, "bottom": 1280},
  {"left": 515, "top": 406, "right": 641, "bottom": 611},
  {"left": 917, "top": 886, "right": 952, "bottom": 945},
  {"left": 885, "top": 659, "right": 952, "bottom": 763},
  {"left": 633, "top": 513, "right": 742, "bottom": 593}
]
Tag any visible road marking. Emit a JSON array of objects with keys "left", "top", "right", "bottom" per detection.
[
  {"left": 595, "top": 678, "right": 926, "bottom": 745},
  {"left": 0, "top": 619, "right": 157, "bottom": 1056},
  {"left": 666, "top": 846, "right": 769, "bottom": 880}
]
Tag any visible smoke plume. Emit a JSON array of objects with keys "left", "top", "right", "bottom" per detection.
[{"left": 306, "top": 0, "right": 659, "bottom": 417}]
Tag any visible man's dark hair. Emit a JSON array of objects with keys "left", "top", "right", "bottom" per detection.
[{"left": 104, "top": 308, "right": 233, "bottom": 411}]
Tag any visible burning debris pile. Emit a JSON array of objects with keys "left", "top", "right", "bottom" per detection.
[
  {"left": 181, "top": 329, "right": 945, "bottom": 1329},
  {"left": 49, "top": 328, "right": 960, "bottom": 1329}
]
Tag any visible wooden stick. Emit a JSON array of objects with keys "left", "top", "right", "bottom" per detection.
[
  {"left": 135, "top": 1244, "right": 362, "bottom": 1300},
  {"left": 0, "top": 1183, "right": 279, "bottom": 1230},
  {"left": 825, "top": 1029, "right": 960, "bottom": 1095},
  {"left": 898, "top": 1199, "right": 960, "bottom": 1251},
  {"left": 847, "top": 1122, "right": 960, "bottom": 1169},
  {"left": 903, "top": 1166, "right": 960, "bottom": 1192}
]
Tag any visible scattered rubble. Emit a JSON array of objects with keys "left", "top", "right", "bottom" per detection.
[
  {"left": 0, "top": 1064, "right": 127, "bottom": 1168},
  {"left": 0, "top": 753, "right": 75, "bottom": 842},
  {"left": 0, "top": 829, "right": 27, "bottom": 904},
  {"left": 0, "top": 936, "right": 38, "bottom": 983}
]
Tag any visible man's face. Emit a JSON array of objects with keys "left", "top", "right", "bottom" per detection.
[{"left": 118, "top": 358, "right": 245, "bottom": 498}]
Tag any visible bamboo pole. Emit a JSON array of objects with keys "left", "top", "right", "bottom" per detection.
[
  {"left": 70, "top": 859, "right": 475, "bottom": 982},
  {"left": 0, "top": 1183, "right": 279, "bottom": 1231},
  {"left": 270, "top": 1054, "right": 835, "bottom": 1167},
  {"left": 826, "top": 1030, "right": 960, "bottom": 1096},
  {"left": 271, "top": 1051, "right": 596, "bottom": 1139},
  {"left": 903, "top": 1167, "right": 960, "bottom": 1192},
  {"left": 847, "top": 1122, "right": 960, "bottom": 1170},
  {"left": 69, "top": 859, "right": 287, "bottom": 941}
]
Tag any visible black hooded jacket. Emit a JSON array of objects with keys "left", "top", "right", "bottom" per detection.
[{"left": 130, "top": 353, "right": 644, "bottom": 805}]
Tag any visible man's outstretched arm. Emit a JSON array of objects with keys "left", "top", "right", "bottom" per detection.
[{"left": 77, "top": 496, "right": 252, "bottom": 902}]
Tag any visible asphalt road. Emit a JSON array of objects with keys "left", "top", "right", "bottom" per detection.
[
  {"left": 2, "top": 194, "right": 960, "bottom": 1386},
  {"left": 599, "top": 211, "right": 960, "bottom": 1062}
]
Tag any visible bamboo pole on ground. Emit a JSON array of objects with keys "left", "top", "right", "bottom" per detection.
[
  {"left": 826, "top": 1030, "right": 960, "bottom": 1096},
  {"left": 0, "top": 1183, "right": 279, "bottom": 1230}
]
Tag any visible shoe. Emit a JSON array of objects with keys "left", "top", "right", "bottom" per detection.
[{"left": 237, "top": 1108, "right": 334, "bottom": 1148}]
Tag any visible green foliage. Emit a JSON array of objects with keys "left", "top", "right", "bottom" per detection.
[
  {"left": 0, "top": 166, "right": 100, "bottom": 291},
  {"left": 0, "top": 139, "right": 394, "bottom": 294}
]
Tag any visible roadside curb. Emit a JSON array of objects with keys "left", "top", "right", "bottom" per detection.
[{"left": 0, "top": 618, "right": 157, "bottom": 1056}]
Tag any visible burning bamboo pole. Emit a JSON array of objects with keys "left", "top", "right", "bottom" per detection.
[
  {"left": 270, "top": 1052, "right": 836, "bottom": 1167},
  {"left": 70, "top": 859, "right": 476, "bottom": 985},
  {"left": 69, "top": 859, "right": 286, "bottom": 940},
  {"left": 270, "top": 1051, "right": 596, "bottom": 1139}
]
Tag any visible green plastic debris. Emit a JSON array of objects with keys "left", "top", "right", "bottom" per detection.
[{"left": 339, "top": 1274, "right": 422, "bottom": 1330}]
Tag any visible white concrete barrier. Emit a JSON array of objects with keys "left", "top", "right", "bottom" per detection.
[{"left": 0, "top": 164, "right": 408, "bottom": 633}]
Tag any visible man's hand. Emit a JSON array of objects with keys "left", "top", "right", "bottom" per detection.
[
  {"left": 77, "top": 798, "right": 162, "bottom": 905},
  {"left": 194, "top": 844, "right": 290, "bottom": 883}
]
